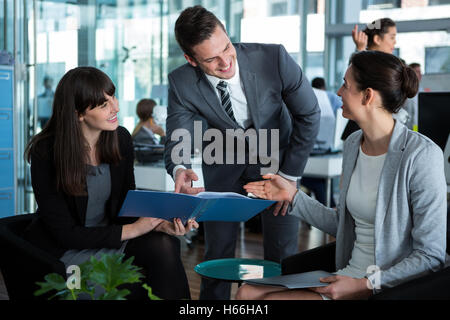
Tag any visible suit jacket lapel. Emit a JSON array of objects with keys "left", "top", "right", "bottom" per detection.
[
  {"left": 337, "top": 133, "right": 360, "bottom": 259},
  {"left": 108, "top": 162, "right": 121, "bottom": 218},
  {"left": 340, "top": 132, "right": 361, "bottom": 210},
  {"left": 374, "top": 121, "right": 408, "bottom": 241},
  {"left": 196, "top": 68, "right": 238, "bottom": 128},
  {"left": 237, "top": 48, "right": 260, "bottom": 129},
  {"left": 74, "top": 195, "right": 88, "bottom": 225}
]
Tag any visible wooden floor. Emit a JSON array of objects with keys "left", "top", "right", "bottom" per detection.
[{"left": 0, "top": 221, "right": 333, "bottom": 300}]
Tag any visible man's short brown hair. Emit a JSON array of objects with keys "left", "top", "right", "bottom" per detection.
[{"left": 175, "top": 5, "right": 226, "bottom": 59}]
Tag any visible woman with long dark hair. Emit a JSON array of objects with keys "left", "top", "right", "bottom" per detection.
[
  {"left": 237, "top": 51, "right": 447, "bottom": 300},
  {"left": 24, "top": 66, "right": 197, "bottom": 300}
]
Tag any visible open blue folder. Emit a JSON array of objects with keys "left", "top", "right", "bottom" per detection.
[{"left": 118, "top": 190, "right": 276, "bottom": 224}]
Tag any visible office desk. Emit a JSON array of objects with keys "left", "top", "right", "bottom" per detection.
[{"left": 302, "top": 153, "right": 343, "bottom": 207}]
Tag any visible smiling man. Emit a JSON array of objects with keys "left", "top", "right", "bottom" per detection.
[{"left": 164, "top": 5, "right": 321, "bottom": 300}]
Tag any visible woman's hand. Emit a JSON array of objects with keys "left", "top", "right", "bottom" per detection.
[
  {"left": 122, "top": 217, "right": 165, "bottom": 241},
  {"left": 310, "top": 275, "right": 373, "bottom": 300},
  {"left": 243, "top": 174, "right": 298, "bottom": 203},
  {"left": 352, "top": 25, "right": 368, "bottom": 51},
  {"left": 155, "top": 218, "right": 199, "bottom": 236}
]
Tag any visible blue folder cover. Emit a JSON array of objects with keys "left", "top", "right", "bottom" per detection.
[{"left": 118, "top": 190, "right": 276, "bottom": 224}]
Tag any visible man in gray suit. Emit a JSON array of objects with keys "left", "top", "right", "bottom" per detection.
[{"left": 164, "top": 5, "right": 320, "bottom": 300}]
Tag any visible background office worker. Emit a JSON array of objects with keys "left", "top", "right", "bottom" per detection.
[
  {"left": 164, "top": 6, "right": 320, "bottom": 299},
  {"left": 352, "top": 18, "right": 397, "bottom": 54},
  {"left": 132, "top": 98, "right": 166, "bottom": 145}
]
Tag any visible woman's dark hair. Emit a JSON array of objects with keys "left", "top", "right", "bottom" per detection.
[
  {"left": 364, "top": 18, "right": 396, "bottom": 49},
  {"left": 311, "top": 77, "right": 326, "bottom": 90},
  {"left": 349, "top": 51, "right": 419, "bottom": 113},
  {"left": 25, "top": 66, "right": 121, "bottom": 196},
  {"left": 136, "top": 98, "right": 157, "bottom": 122},
  {"left": 132, "top": 99, "right": 157, "bottom": 137},
  {"left": 175, "top": 5, "right": 226, "bottom": 59}
]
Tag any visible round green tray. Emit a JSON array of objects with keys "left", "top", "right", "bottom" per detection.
[{"left": 194, "top": 258, "right": 281, "bottom": 282}]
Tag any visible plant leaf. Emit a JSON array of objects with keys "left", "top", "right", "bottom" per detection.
[
  {"left": 99, "top": 288, "right": 131, "bottom": 300},
  {"left": 34, "top": 273, "right": 67, "bottom": 297},
  {"left": 142, "top": 284, "right": 162, "bottom": 300},
  {"left": 35, "top": 253, "right": 144, "bottom": 300},
  {"left": 89, "top": 253, "right": 143, "bottom": 292}
]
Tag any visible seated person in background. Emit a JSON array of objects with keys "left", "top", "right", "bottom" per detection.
[
  {"left": 238, "top": 51, "right": 447, "bottom": 300},
  {"left": 409, "top": 63, "right": 423, "bottom": 84},
  {"left": 132, "top": 98, "right": 166, "bottom": 145},
  {"left": 37, "top": 76, "right": 55, "bottom": 129},
  {"left": 303, "top": 84, "right": 337, "bottom": 208},
  {"left": 312, "top": 77, "right": 342, "bottom": 116},
  {"left": 403, "top": 62, "right": 423, "bottom": 130},
  {"left": 311, "top": 87, "right": 335, "bottom": 152},
  {"left": 23, "top": 67, "right": 197, "bottom": 300}
]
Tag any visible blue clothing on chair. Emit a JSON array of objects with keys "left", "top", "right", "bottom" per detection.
[{"left": 326, "top": 91, "right": 342, "bottom": 115}]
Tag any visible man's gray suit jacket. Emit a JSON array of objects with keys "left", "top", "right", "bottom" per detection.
[{"left": 164, "top": 43, "right": 320, "bottom": 188}]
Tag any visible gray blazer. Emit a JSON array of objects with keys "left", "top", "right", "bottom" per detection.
[
  {"left": 290, "top": 120, "right": 447, "bottom": 293},
  {"left": 164, "top": 43, "right": 320, "bottom": 188}
]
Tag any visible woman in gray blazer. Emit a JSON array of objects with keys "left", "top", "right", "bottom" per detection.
[{"left": 237, "top": 51, "right": 447, "bottom": 300}]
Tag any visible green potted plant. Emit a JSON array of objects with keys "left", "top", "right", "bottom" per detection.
[{"left": 34, "top": 253, "right": 161, "bottom": 300}]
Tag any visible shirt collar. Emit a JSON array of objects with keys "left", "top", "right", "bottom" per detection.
[{"left": 205, "top": 58, "right": 240, "bottom": 89}]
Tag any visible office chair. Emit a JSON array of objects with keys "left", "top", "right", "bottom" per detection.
[
  {"left": 133, "top": 143, "right": 164, "bottom": 164},
  {"left": 0, "top": 214, "right": 66, "bottom": 300}
]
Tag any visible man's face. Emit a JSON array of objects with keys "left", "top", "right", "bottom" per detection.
[{"left": 185, "top": 25, "right": 237, "bottom": 80}]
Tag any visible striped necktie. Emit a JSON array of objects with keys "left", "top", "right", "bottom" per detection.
[{"left": 216, "top": 81, "right": 237, "bottom": 124}]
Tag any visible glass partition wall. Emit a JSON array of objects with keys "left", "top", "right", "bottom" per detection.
[
  {"left": 32, "top": 0, "right": 245, "bottom": 132},
  {"left": 33, "top": 0, "right": 168, "bottom": 133}
]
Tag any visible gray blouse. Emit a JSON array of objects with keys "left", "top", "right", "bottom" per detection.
[{"left": 60, "top": 164, "right": 127, "bottom": 268}]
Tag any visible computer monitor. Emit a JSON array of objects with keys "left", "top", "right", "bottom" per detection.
[{"left": 418, "top": 92, "right": 450, "bottom": 152}]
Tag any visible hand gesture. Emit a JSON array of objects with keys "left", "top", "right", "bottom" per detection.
[
  {"left": 352, "top": 25, "right": 368, "bottom": 52},
  {"left": 243, "top": 174, "right": 298, "bottom": 214},
  {"left": 310, "top": 275, "right": 373, "bottom": 300},
  {"left": 174, "top": 168, "right": 205, "bottom": 195},
  {"left": 155, "top": 218, "right": 199, "bottom": 236}
]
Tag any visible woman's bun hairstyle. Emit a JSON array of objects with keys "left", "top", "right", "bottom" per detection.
[
  {"left": 350, "top": 51, "right": 419, "bottom": 113},
  {"left": 401, "top": 66, "right": 420, "bottom": 100}
]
